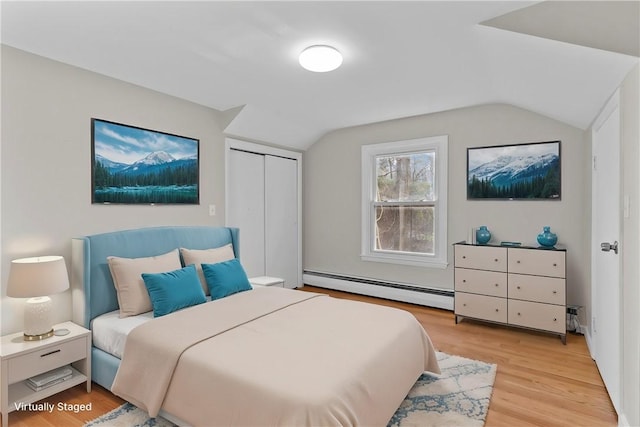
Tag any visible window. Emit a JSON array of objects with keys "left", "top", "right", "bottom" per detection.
[{"left": 361, "top": 135, "right": 448, "bottom": 268}]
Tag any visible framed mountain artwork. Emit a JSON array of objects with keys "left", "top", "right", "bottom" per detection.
[
  {"left": 467, "top": 140, "right": 560, "bottom": 200},
  {"left": 91, "top": 118, "right": 199, "bottom": 204}
]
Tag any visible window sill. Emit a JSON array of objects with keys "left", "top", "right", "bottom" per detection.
[{"left": 360, "top": 254, "right": 448, "bottom": 269}]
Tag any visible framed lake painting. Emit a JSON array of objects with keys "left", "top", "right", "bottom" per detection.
[
  {"left": 467, "top": 140, "right": 560, "bottom": 200},
  {"left": 91, "top": 118, "right": 199, "bottom": 204}
]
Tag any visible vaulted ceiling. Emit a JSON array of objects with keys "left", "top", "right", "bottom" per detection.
[{"left": 2, "top": 1, "right": 638, "bottom": 150}]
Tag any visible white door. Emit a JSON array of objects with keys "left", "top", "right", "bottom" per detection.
[
  {"left": 227, "top": 150, "right": 266, "bottom": 278},
  {"left": 265, "top": 156, "right": 299, "bottom": 287},
  {"left": 591, "top": 90, "right": 621, "bottom": 413},
  {"left": 226, "top": 139, "right": 302, "bottom": 288}
]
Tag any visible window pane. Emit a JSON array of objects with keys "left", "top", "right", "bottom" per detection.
[
  {"left": 375, "top": 206, "right": 434, "bottom": 255},
  {"left": 376, "top": 152, "right": 435, "bottom": 202}
]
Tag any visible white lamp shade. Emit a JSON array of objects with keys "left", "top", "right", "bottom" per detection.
[{"left": 7, "top": 256, "right": 70, "bottom": 298}]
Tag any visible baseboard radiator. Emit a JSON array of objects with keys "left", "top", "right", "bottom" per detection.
[{"left": 303, "top": 270, "right": 454, "bottom": 311}]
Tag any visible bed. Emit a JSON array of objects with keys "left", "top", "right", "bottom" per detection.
[{"left": 71, "top": 226, "right": 439, "bottom": 426}]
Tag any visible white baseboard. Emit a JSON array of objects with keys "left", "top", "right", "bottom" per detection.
[
  {"left": 302, "top": 272, "right": 454, "bottom": 311},
  {"left": 583, "top": 326, "right": 595, "bottom": 359},
  {"left": 618, "top": 413, "right": 630, "bottom": 427}
]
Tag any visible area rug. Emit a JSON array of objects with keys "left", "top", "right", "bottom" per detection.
[{"left": 85, "top": 352, "right": 496, "bottom": 427}]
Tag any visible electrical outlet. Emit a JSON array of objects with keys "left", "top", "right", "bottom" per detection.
[{"left": 209, "top": 205, "right": 216, "bottom": 216}]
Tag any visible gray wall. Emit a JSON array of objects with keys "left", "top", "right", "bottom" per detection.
[
  {"left": 304, "top": 104, "right": 588, "bottom": 307},
  {"left": 1, "top": 46, "right": 227, "bottom": 335}
]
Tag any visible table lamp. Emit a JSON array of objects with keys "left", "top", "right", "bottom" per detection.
[{"left": 7, "top": 256, "right": 70, "bottom": 341}]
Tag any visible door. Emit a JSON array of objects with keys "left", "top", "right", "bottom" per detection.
[
  {"left": 591, "top": 89, "right": 621, "bottom": 413},
  {"left": 227, "top": 150, "right": 265, "bottom": 278},
  {"left": 265, "top": 155, "right": 298, "bottom": 288},
  {"left": 226, "top": 139, "right": 302, "bottom": 288}
]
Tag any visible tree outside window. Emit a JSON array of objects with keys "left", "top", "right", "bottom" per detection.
[{"left": 375, "top": 152, "right": 435, "bottom": 254}]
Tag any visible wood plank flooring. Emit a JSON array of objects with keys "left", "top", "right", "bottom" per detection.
[{"left": 2, "top": 285, "right": 616, "bottom": 427}]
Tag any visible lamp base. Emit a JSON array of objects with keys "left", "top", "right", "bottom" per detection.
[
  {"left": 23, "top": 296, "right": 54, "bottom": 341},
  {"left": 24, "top": 329, "right": 55, "bottom": 341}
]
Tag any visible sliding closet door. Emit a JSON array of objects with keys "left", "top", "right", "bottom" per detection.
[
  {"left": 265, "top": 156, "right": 298, "bottom": 288},
  {"left": 227, "top": 150, "right": 265, "bottom": 278}
]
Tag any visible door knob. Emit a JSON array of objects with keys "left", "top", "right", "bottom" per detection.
[{"left": 601, "top": 241, "right": 619, "bottom": 254}]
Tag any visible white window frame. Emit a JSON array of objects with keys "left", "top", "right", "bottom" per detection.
[{"left": 361, "top": 135, "right": 448, "bottom": 268}]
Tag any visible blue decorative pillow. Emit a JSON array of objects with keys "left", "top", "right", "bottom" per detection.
[
  {"left": 142, "top": 264, "right": 207, "bottom": 317},
  {"left": 201, "top": 259, "right": 252, "bottom": 300}
]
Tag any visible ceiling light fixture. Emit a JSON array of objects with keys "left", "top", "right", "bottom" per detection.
[{"left": 299, "top": 45, "right": 343, "bottom": 72}]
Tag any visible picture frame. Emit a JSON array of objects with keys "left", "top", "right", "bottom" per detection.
[
  {"left": 91, "top": 118, "right": 199, "bottom": 204},
  {"left": 467, "top": 140, "right": 560, "bottom": 200}
]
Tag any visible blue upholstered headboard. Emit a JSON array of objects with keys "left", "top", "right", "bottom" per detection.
[{"left": 71, "top": 226, "right": 239, "bottom": 329}]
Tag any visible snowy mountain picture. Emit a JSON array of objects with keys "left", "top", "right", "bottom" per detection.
[
  {"left": 467, "top": 141, "right": 560, "bottom": 199},
  {"left": 91, "top": 119, "right": 199, "bottom": 204}
]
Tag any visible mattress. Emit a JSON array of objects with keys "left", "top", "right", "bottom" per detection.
[
  {"left": 91, "top": 310, "right": 153, "bottom": 359},
  {"left": 91, "top": 290, "right": 255, "bottom": 359}
]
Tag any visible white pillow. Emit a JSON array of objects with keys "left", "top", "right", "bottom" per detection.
[
  {"left": 180, "top": 244, "right": 235, "bottom": 295},
  {"left": 107, "top": 249, "right": 182, "bottom": 318}
]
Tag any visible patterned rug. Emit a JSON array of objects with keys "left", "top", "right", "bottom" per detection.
[{"left": 85, "top": 352, "right": 496, "bottom": 427}]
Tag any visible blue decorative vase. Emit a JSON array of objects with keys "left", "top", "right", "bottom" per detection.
[
  {"left": 476, "top": 226, "right": 491, "bottom": 245},
  {"left": 537, "top": 226, "right": 558, "bottom": 247}
]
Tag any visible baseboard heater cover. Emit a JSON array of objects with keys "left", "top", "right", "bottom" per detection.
[{"left": 303, "top": 271, "right": 454, "bottom": 311}]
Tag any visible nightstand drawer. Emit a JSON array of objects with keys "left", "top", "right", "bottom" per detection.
[
  {"left": 455, "top": 268, "right": 507, "bottom": 297},
  {"left": 508, "top": 300, "right": 566, "bottom": 334},
  {"left": 7, "top": 336, "right": 87, "bottom": 383},
  {"left": 455, "top": 292, "right": 507, "bottom": 323}
]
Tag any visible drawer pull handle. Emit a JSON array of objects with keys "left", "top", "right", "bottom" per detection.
[
  {"left": 40, "top": 349, "right": 61, "bottom": 358},
  {"left": 553, "top": 318, "right": 557, "bottom": 322},
  {"left": 462, "top": 256, "right": 466, "bottom": 259},
  {"left": 553, "top": 263, "right": 557, "bottom": 267},
  {"left": 494, "top": 259, "right": 498, "bottom": 262},
  {"left": 517, "top": 260, "right": 521, "bottom": 264},
  {"left": 462, "top": 279, "right": 466, "bottom": 283},
  {"left": 517, "top": 312, "right": 521, "bottom": 316},
  {"left": 463, "top": 303, "right": 467, "bottom": 307},
  {"left": 553, "top": 291, "right": 557, "bottom": 294},
  {"left": 495, "top": 309, "right": 499, "bottom": 312},
  {"left": 517, "top": 286, "right": 521, "bottom": 290},
  {"left": 495, "top": 283, "right": 499, "bottom": 287}
]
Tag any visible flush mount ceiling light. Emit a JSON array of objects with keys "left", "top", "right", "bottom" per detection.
[{"left": 299, "top": 45, "right": 343, "bottom": 72}]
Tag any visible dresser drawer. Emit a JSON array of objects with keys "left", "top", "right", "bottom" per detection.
[
  {"left": 455, "top": 292, "right": 507, "bottom": 323},
  {"left": 508, "top": 248, "right": 565, "bottom": 278},
  {"left": 455, "top": 245, "right": 507, "bottom": 272},
  {"left": 508, "top": 300, "right": 566, "bottom": 334},
  {"left": 455, "top": 268, "right": 507, "bottom": 297},
  {"left": 7, "top": 336, "right": 88, "bottom": 383},
  {"left": 508, "top": 274, "right": 565, "bottom": 305}
]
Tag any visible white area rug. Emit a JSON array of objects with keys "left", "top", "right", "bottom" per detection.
[{"left": 85, "top": 352, "right": 496, "bottom": 427}]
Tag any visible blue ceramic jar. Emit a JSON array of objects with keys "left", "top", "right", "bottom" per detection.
[
  {"left": 476, "top": 226, "right": 491, "bottom": 244},
  {"left": 537, "top": 226, "right": 557, "bottom": 247}
]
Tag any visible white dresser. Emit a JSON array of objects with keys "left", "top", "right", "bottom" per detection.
[{"left": 454, "top": 243, "right": 567, "bottom": 344}]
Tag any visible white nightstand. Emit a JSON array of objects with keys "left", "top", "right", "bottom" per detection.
[
  {"left": 0, "top": 321, "right": 91, "bottom": 427},
  {"left": 249, "top": 276, "right": 285, "bottom": 288}
]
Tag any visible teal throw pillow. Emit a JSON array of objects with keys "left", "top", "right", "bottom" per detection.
[
  {"left": 142, "top": 264, "right": 206, "bottom": 317},
  {"left": 201, "top": 259, "right": 252, "bottom": 300}
]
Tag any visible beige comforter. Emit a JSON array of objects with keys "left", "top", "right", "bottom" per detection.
[{"left": 112, "top": 287, "right": 439, "bottom": 426}]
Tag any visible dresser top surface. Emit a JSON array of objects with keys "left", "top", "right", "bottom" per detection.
[{"left": 454, "top": 241, "right": 567, "bottom": 251}]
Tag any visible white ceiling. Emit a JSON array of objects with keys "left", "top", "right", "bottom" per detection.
[{"left": 1, "top": 1, "right": 638, "bottom": 150}]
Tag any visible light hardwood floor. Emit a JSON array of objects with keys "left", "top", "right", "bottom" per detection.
[{"left": 3, "top": 285, "right": 616, "bottom": 427}]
